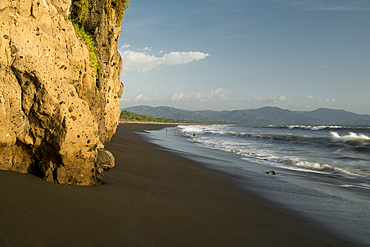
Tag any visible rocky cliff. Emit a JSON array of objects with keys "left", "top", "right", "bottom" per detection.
[{"left": 0, "top": 0, "right": 125, "bottom": 185}]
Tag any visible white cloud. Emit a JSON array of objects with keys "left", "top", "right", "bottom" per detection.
[
  {"left": 248, "top": 95, "right": 287, "bottom": 103},
  {"left": 121, "top": 43, "right": 131, "bottom": 49},
  {"left": 119, "top": 45, "right": 210, "bottom": 72},
  {"left": 306, "top": 95, "right": 314, "bottom": 99},
  {"left": 121, "top": 89, "right": 228, "bottom": 106},
  {"left": 134, "top": 94, "right": 146, "bottom": 101},
  {"left": 121, "top": 94, "right": 160, "bottom": 103},
  {"left": 320, "top": 98, "right": 338, "bottom": 107},
  {"left": 171, "top": 88, "right": 229, "bottom": 102}
]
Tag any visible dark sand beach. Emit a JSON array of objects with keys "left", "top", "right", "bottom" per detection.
[{"left": 0, "top": 123, "right": 356, "bottom": 246}]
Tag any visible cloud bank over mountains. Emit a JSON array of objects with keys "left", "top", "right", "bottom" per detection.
[
  {"left": 171, "top": 88, "right": 229, "bottom": 103},
  {"left": 122, "top": 88, "right": 229, "bottom": 103}
]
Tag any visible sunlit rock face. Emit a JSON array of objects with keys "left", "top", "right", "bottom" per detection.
[{"left": 0, "top": 0, "right": 123, "bottom": 185}]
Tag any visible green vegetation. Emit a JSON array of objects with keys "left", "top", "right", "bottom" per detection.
[
  {"left": 72, "top": 0, "right": 130, "bottom": 24},
  {"left": 73, "top": 0, "right": 91, "bottom": 23},
  {"left": 66, "top": 0, "right": 130, "bottom": 81},
  {"left": 120, "top": 111, "right": 204, "bottom": 124},
  {"left": 106, "top": 0, "right": 131, "bottom": 24},
  {"left": 74, "top": 24, "right": 99, "bottom": 80},
  {"left": 65, "top": 15, "right": 99, "bottom": 80}
]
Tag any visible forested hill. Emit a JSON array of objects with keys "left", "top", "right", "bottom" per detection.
[
  {"left": 298, "top": 108, "right": 370, "bottom": 126},
  {"left": 123, "top": 106, "right": 370, "bottom": 126}
]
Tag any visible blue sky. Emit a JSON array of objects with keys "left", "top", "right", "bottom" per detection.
[{"left": 118, "top": 0, "right": 370, "bottom": 114}]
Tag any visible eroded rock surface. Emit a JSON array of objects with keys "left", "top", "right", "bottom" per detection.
[{"left": 0, "top": 0, "right": 123, "bottom": 185}]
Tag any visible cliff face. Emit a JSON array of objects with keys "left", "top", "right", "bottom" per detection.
[{"left": 0, "top": 0, "right": 124, "bottom": 185}]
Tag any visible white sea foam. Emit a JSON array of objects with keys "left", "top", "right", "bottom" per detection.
[
  {"left": 150, "top": 124, "right": 370, "bottom": 244},
  {"left": 242, "top": 154, "right": 360, "bottom": 177},
  {"left": 281, "top": 158, "right": 359, "bottom": 177},
  {"left": 288, "top": 125, "right": 342, "bottom": 130},
  {"left": 330, "top": 132, "right": 370, "bottom": 142},
  {"left": 178, "top": 124, "right": 370, "bottom": 180}
]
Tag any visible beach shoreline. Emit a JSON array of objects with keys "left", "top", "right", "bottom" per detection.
[
  {"left": 119, "top": 120, "right": 180, "bottom": 125},
  {"left": 0, "top": 123, "right": 356, "bottom": 246}
]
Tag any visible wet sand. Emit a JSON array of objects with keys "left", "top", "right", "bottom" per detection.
[{"left": 0, "top": 123, "right": 355, "bottom": 246}]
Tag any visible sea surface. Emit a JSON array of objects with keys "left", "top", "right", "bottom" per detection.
[{"left": 142, "top": 124, "right": 370, "bottom": 245}]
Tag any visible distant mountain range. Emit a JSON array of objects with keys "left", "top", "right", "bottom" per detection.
[{"left": 123, "top": 105, "right": 370, "bottom": 126}]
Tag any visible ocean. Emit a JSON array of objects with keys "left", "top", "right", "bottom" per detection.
[{"left": 142, "top": 124, "right": 370, "bottom": 245}]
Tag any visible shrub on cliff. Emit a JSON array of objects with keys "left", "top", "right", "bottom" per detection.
[
  {"left": 107, "top": 0, "right": 131, "bottom": 24},
  {"left": 72, "top": 0, "right": 131, "bottom": 24}
]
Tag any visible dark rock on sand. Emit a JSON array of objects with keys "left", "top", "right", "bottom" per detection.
[
  {"left": 266, "top": 170, "right": 277, "bottom": 175},
  {"left": 95, "top": 148, "right": 115, "bottom": 172}
]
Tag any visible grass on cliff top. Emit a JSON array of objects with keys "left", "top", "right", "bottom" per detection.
[{"left": 120, "top": 111, "right": 210, "bottom": 124}]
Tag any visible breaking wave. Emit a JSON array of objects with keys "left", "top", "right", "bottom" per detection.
[
  {"left": 267, "top": 125, "right": 370, "bottom": 131},
  {"left": 330, "top": 132, "right": 370, "bottom": 142},
  {"left": 178, "top": 124, "right": 370, "bottom": 181},
  {"left": 242, "top": 156, "right": 360, "bottom": 178},
  {"left": 182, "top": 127, "right": 370, "bottom": 152},
  {"left": 287, "top": 125, "right": 342, "bottom": 130}
]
